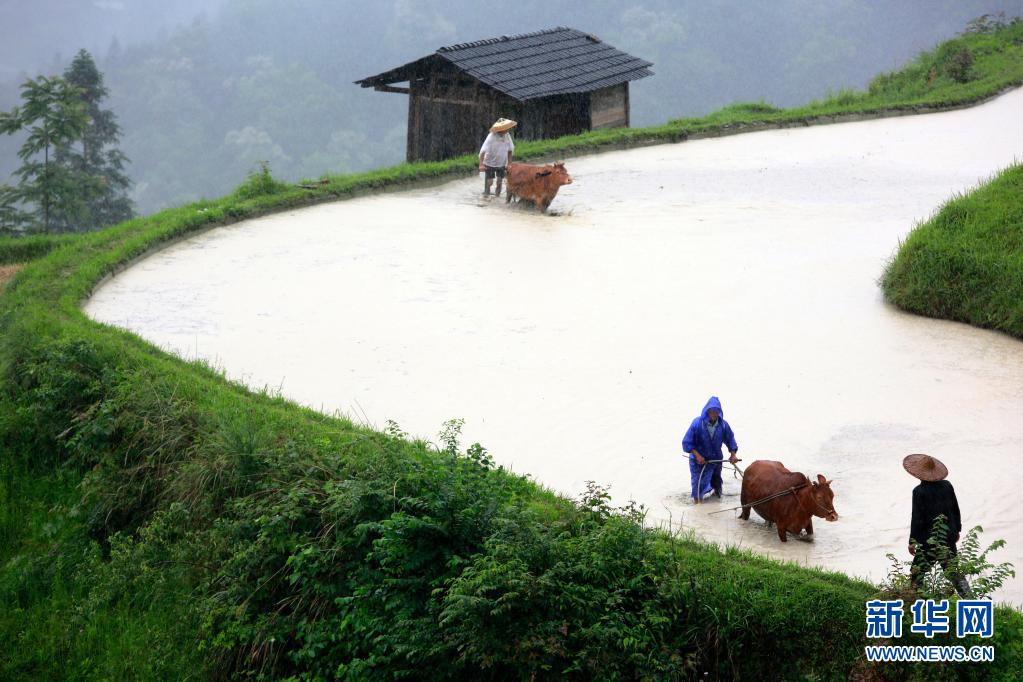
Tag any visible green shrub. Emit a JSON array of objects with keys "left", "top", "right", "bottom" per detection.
[
  {"left": 942, "top": 43, "right": 975, "bottom": 83},
  {"left": 233, "top": 160, "right": 291, "bottom": 200}
]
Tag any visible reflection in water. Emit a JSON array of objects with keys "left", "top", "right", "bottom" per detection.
[{"left": 86, "top": 89, "right": 1023, "bottom": 604}]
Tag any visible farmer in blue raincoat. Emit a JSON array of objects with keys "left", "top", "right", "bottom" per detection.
[{"left": 682, "top": 396, "right": 739, "bottom": 503}]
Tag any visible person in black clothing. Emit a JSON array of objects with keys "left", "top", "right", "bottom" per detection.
[{"left": 903, "top": 453, "right": 972, "bottom": 597}]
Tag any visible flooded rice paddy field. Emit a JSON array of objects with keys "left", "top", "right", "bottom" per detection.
[{"left": 86, "top": 89, "right": 1023, "bottom": 603}]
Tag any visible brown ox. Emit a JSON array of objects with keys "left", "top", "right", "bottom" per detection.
[
  {"left": 505, "top": 161, "right": 572, "bottom": 213},
  {"left": 739, "top": 460, "right": 838, "bottom": 542}
]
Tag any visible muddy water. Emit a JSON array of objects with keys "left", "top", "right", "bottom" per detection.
[{"left": 86, "top": 89, "right": 1023, "bottom": 603}]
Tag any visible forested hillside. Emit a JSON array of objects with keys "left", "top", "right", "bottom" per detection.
[{"left": 2, "top": 0, "right": 1022, "bottom": 215}]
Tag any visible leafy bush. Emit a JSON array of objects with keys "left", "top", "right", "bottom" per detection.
[
  {"left": 233, "top": 160, "right": 291, "bottom": 200},
  {"left": 963, "top": 12, "right": 1019, "bottom": 35},
  {"left": 880, "top": 516, "right": 1015, "bottom": 600},
  {"left": 945, "top": 45, "right": 975, "bottom": 83}
]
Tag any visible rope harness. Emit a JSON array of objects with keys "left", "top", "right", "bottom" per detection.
[
  {"left": 708, "top": 481, "right": 836, "bottom": 517},
  {"left": 684, "top": 454, "right": 743, "bottom": 502},
  {"left": 683, "top": 454, "right": 835, "bottom": 516}
]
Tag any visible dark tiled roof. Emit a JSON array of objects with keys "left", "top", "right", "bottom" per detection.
[{"left": 355, "top": 27, "right": 653, "bottom": 101}]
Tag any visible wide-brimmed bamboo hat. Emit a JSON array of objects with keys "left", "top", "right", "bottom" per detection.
[
  {"left": 903, "top": 453, "right": 948, "bottom": 481},
  {"left": 490, "top": 118, "right": 517, "bottom": 133}
]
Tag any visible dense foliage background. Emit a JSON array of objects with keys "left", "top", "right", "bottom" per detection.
[{"left": 3, "top": 0, "right": 1023, "bottom": 215}]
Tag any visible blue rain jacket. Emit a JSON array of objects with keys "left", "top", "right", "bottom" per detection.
[{"left": 682, "top": 396, "right": 738, "bottom": 500}]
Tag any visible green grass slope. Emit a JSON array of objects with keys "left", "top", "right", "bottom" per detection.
[
  {"left": 3, "top": 18, "right": 1023, "bottom": 681},
  {"left": 882, "top": 163, "right": 1023, "bottom": 338}
]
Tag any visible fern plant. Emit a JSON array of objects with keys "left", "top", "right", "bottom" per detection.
[{"left": 880, "top": 515, "right": 1015, "bottom": 600}]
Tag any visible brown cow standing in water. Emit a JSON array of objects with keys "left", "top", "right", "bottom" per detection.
[
  {"left": 740, "top": 460, "right": 838, "bottom": 542},
  {"left": 505, "top": 161, "right": 572, "bottom": 213}
]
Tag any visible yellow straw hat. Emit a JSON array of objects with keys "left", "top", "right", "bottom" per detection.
[
  {"left": 902, "top": 453, "right": 948, "bottom": 482},
  {"left": 490, "top": 118, "right": 517, "bottom": 133}
]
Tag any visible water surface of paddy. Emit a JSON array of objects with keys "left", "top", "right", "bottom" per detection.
[{"left": 87, "top": 89, "right": 1023, "bottom": 602}]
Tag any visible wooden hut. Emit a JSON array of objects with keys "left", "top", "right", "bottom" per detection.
[{"left": 355, "top": 27, "right": 653, "bottom": 162}]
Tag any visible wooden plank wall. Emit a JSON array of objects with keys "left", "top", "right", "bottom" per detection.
[
  {"left": 404, "top": 72, "right": 630, "bottom": 162},
  {"left": 407, "top": 70, "right": 512, "bottom": 162},
  {"left": 588, "top": 84, "right": 629, "bottom": 130},
  {"left": 517, "top": 93, "right": 590, "bottom": 140}
]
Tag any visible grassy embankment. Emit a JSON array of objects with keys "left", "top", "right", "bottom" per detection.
[
  {"left": 882, "top": 162, "right": 1023, "bottom": 338},
  {"left": 3, "top": 20, "right": 1023, "bottom": 681},
  {"left": 0, "top": 234, "right": 79, "bottom": 286},
  {"left": 0, "top": 233, "right": 78, "bottom": 265}
]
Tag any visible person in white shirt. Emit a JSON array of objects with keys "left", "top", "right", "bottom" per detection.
[{"left": 479, "top": 118, "right": 516, "bottom": 196}]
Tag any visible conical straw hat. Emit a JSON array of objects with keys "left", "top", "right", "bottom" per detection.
[
  {"left": 902, "top": 453, "right": 948, "bottom": 481},
  {"left": 490, "top": 118, "right": 517, "bottom": 133}
]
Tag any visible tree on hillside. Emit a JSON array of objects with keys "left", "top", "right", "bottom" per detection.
[
  {"left": 0, "top": 76, "right": 89, "bottom": 233},
  {"left": 0, "top": 185, "right": 24, "bottom": 234},
  {"left": 53, "top": 49, "right": 134, "bottom": 231}
]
